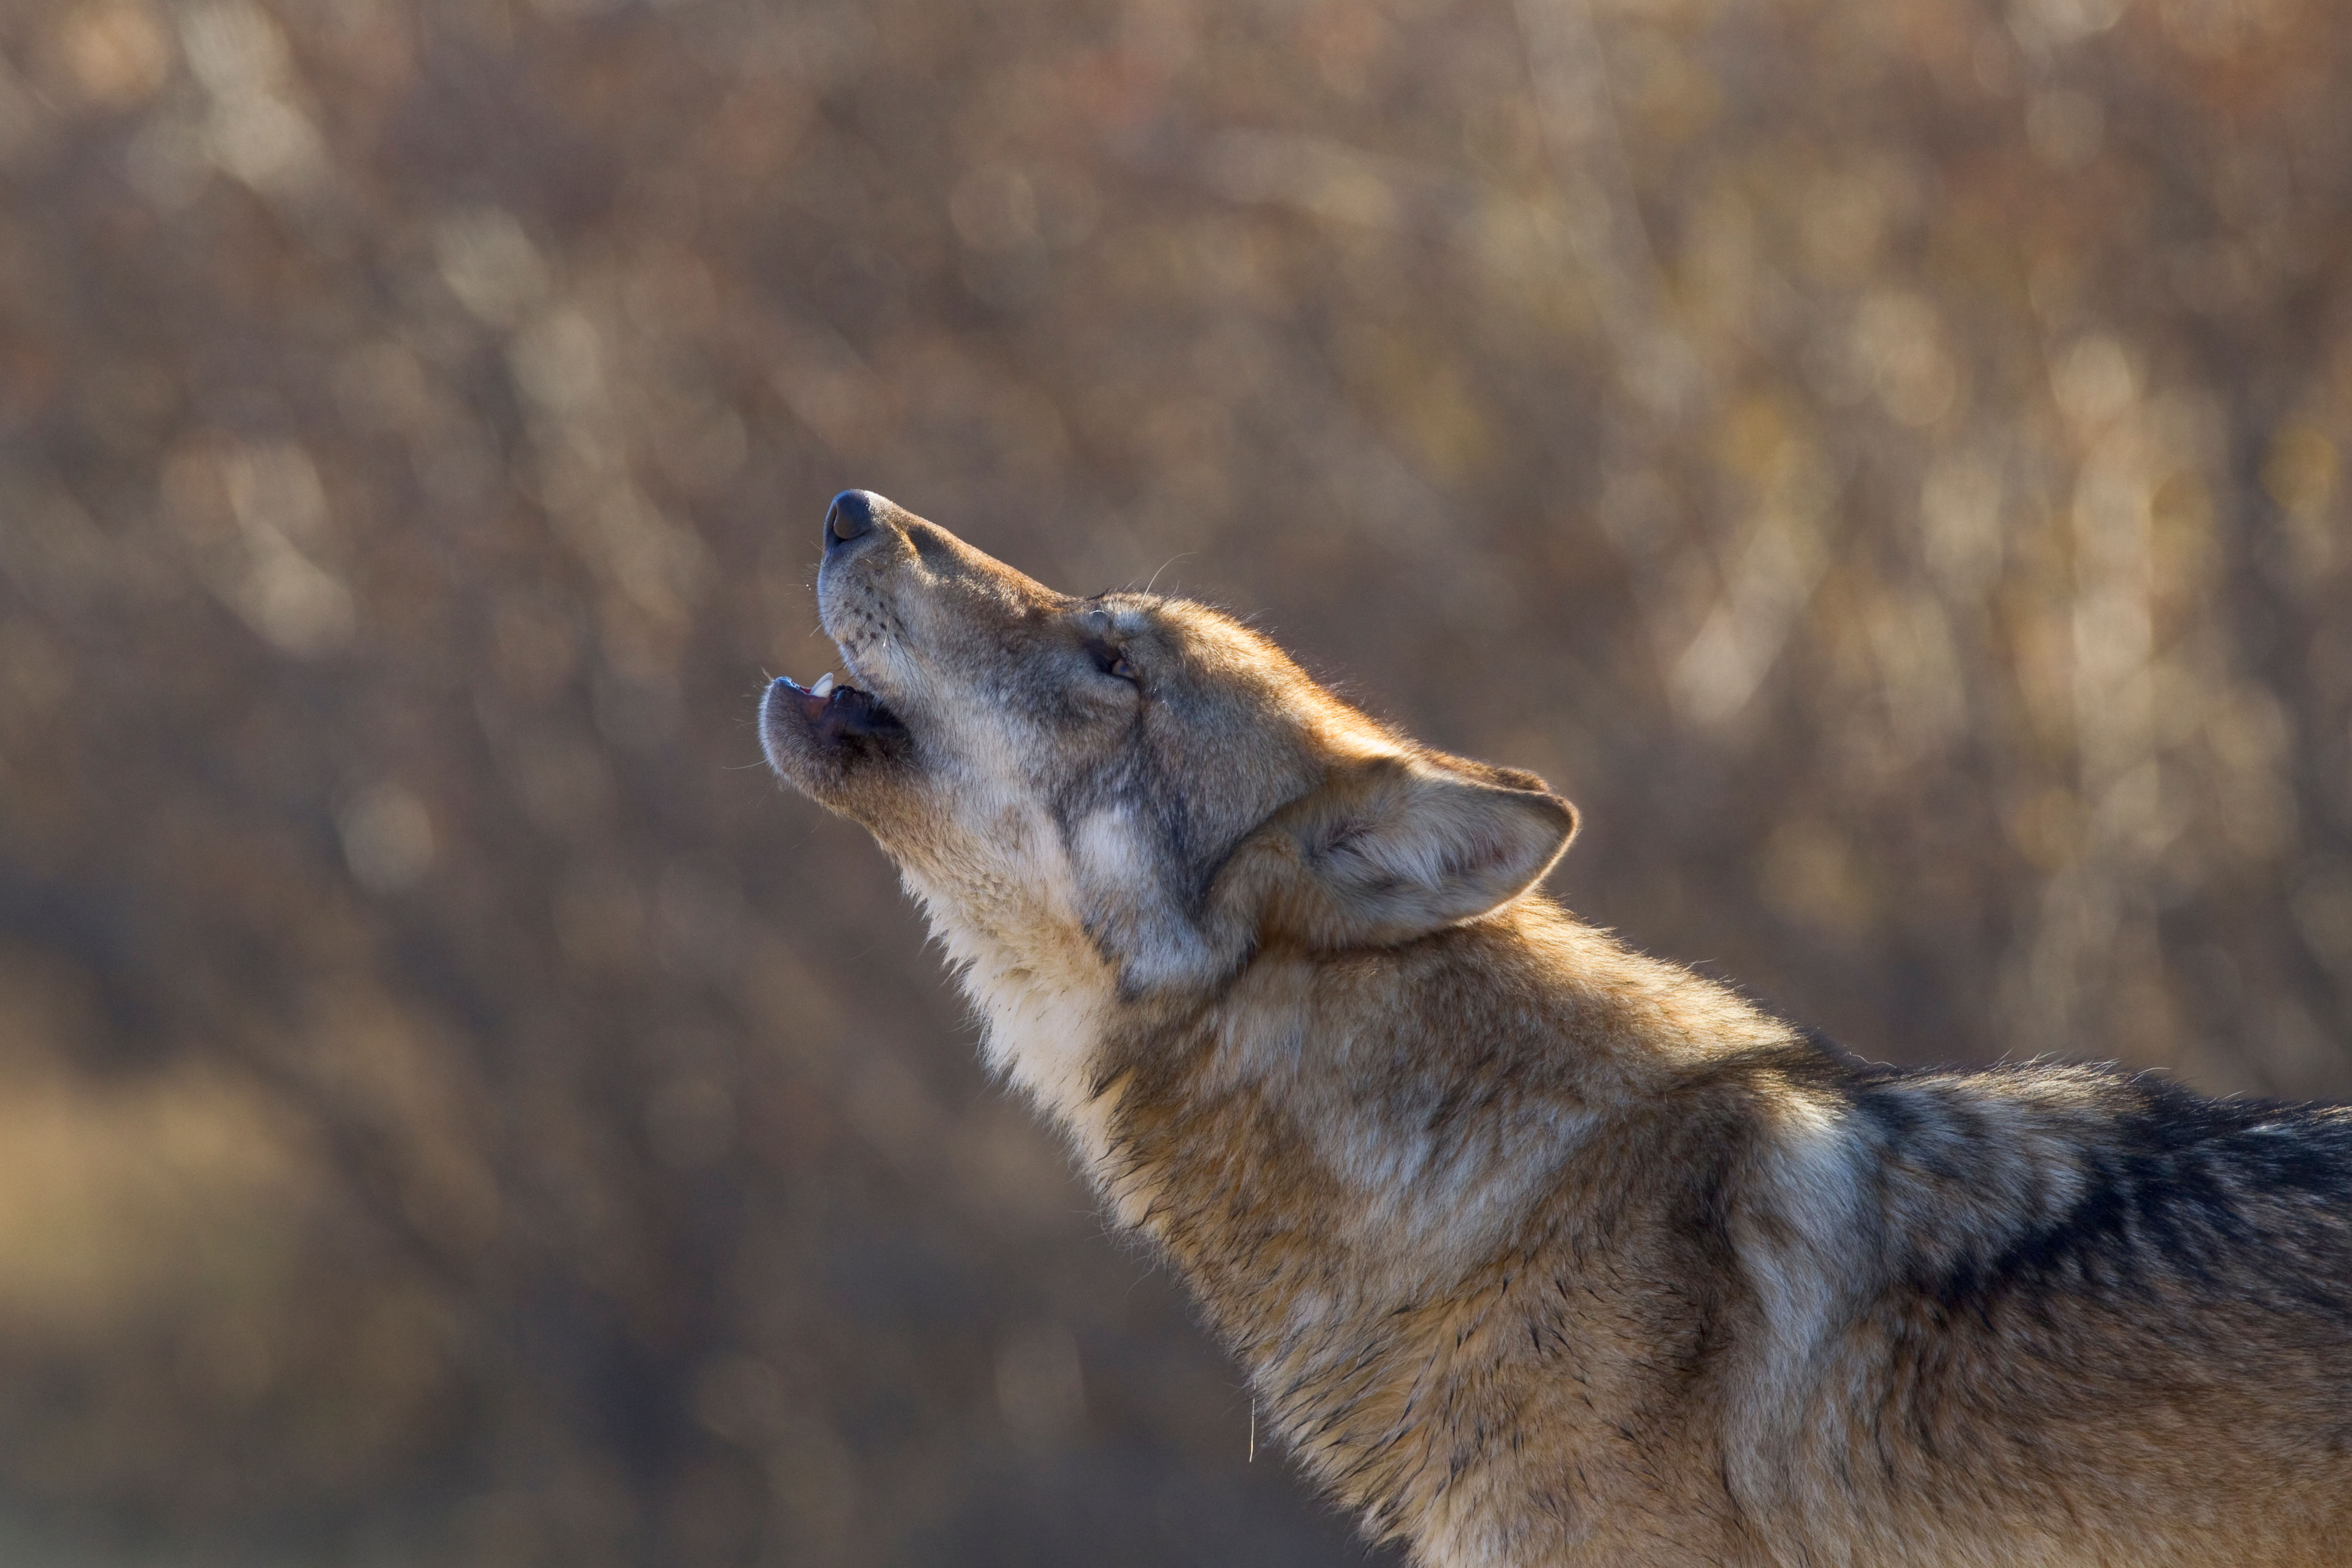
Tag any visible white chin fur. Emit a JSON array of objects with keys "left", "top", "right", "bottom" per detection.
[{"left": 898, "top": 822, "right": 1126, "bottom": 1171}]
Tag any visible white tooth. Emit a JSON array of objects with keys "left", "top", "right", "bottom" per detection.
[{"left": 810, "top": 672, "right": 835, "bottom": 697}]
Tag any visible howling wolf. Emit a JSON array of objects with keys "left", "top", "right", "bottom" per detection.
[{"left": 760, "top": 489, "right": 2352, "bottom": 1568}]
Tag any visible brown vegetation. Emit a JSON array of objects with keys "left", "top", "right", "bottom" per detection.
[{"left": 0, "top": 0, "right": 2344, "bottom": 1561}]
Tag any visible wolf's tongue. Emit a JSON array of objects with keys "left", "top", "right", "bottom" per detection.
[{"left": 783, "top": 675, "right": 843, "bottom": 725}]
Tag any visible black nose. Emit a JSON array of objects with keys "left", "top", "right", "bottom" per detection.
[{"left": 825, "top": 490, "right": 882, "bottom": 548}]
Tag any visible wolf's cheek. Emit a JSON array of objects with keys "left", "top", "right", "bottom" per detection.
[{"left": 1067, "top": 804, "right": 1223, "bottom": 993}]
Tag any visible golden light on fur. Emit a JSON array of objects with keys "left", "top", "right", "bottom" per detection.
[{"left": 763, "top": 492, "right": 2352, "bottom": 1568}]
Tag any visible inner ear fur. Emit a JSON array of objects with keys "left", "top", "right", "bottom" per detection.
[{"left": 1208, "top": 753, "right": 1579, "bottom": 952}]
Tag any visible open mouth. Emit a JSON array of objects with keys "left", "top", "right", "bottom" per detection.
[{"left": 769, "top": 670, "right": 908, "bottom": 749}]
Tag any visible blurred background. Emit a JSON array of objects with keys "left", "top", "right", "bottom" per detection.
[{"left": 0, "top": 0, "right": 2345, "bottom": 1560}]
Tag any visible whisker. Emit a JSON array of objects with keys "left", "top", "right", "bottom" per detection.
[{"left": 1145, "top": 552, "right": 1196, "bottom": 595}]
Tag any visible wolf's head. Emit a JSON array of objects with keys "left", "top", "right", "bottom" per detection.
[{"left": 762, "top": 492, "right": 1577, "bottom": 998}]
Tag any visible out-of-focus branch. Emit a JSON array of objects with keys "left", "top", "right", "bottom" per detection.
[{"left": 1510, "top": 0, "right": 1709, "bottom": 423}]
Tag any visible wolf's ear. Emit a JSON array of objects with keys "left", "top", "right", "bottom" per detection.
[{"left": 1215, "top": 754, "right": 1578, "bottom": 950}]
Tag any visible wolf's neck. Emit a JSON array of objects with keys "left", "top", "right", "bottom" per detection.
[
  {"left": 1092, "top": 908, "right": 1806, "bottom": 1283},
  {"left": 907, "top": 872, "right": 1128, "bottom": 1164}
]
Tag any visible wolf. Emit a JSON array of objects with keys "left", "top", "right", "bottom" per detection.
[{"left": 760, "top": 490, "right": 2352, "bottom": 1567}]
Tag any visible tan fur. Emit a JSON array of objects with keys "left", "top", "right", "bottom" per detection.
[{"left": 761, "top": 493, "right": 2352, "bottom": 1567}]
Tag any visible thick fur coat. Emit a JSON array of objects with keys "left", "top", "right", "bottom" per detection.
[{"left": 761, "top": 491, "right": 2352, "bottom": 1567}]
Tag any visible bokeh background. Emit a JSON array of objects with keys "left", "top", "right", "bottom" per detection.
[{"left": 0, "top": 0, "right": 2346, "bottom": 1560}]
